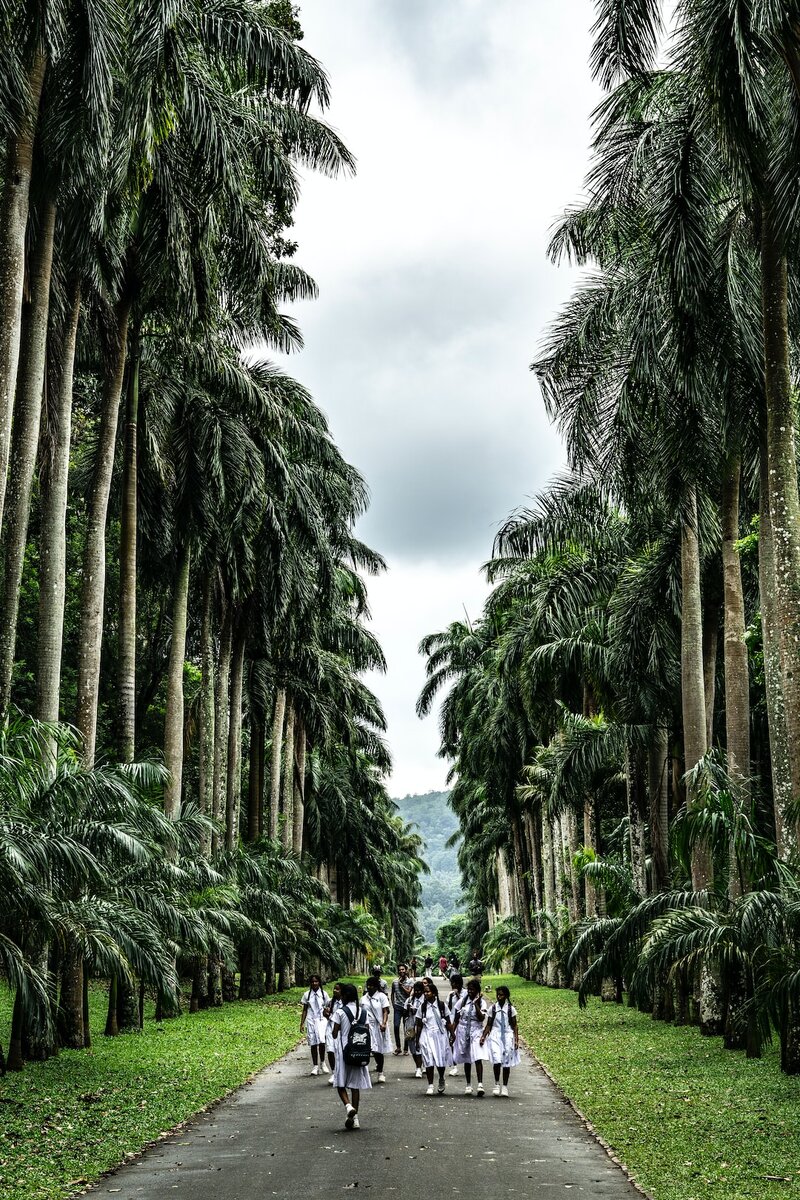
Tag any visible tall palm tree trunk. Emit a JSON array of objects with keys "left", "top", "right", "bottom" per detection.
[
  {"left": 225, "top": 624, "right": 246, "bottom": 851},
  {"left": 681, "top": 491, "right": 711, "bottom": 888},
  {"left": 583, "top": 797, "right": 598, "bottom": 916},
  {"left": 0, "top": 198, "right": 56, "bottom": 710},
  {"left": 163, "top": 545, "right": 191, "bottom": 820},
  {"left": 268, "top": 686, "right": 286, "bottom": 839},
  {"left": 118, "top": 329, "right": 140, "bottom": 763},
  {"left": 248, "top": 713, "right": 263, "bottom": 841},
  {"left": 36, "top": 282, "right": 81, "bottom": 731},
  {"left": 702, "top": 597, "right": 718, "bottom": 751},
  {"left": 721, "top": 451, "right": 751, "bottom": 900},
  {"left": 759, "top": 431, "right": 793, "bottom": 857},
  {"left": 541, "top": 814, "right": 557, "bottom": 986},
  {"left": 198, "top": 574, "right": 215, "bottom": 856},
  {"left": 212, "top": 608, "right": 233, "bottom": 855},
  {"left": 761, "top": 205, "right": 800, "bottom": 836},
  {"left": 281, "top": 698, "right": 295, "bottom": 851},
  {"left": 0, "top": 50, "right": 47, "bottom": 535},
  {"left": 292, "top": 717, "right": 306, "bottom": 855},
  {"left": 648, "top": 727, "right": 670, "bottom": 892},
  {"left": 75, "top": 297, "right": 131, "bottom": 764}
]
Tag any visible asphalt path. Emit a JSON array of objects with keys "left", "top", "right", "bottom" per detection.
[{"left": 98, "top": 986, "right": 643, "bottom": 1199}]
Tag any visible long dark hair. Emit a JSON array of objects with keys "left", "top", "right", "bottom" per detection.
[{"left": 340, "top": 982, "right": 359, "bottom": 1007}]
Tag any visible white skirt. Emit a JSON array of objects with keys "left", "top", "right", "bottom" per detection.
[
  {"left": 332, "top": 1035, "right": 372, "bottom": 1090},
  {"left": 453, "top": 1022, "right": 488, "bottom": 1065},
  {"left": 487, "top": 1027, "right": 521, "bottom": 1068},
  {"left": 419, "top": 1024, "right": 453, "bottom": 1069},
  {"left": 305, "top": 1016, "right": 327, "bottom": 1045},
  {"left": 363, "top": 1009, "right": 393, "bottom": 1057}
]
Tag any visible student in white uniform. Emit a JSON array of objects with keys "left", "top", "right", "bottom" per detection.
[
  {"left": 331, "top": 982, "right": 372, "bottom": 1129},
  {"left": 446, "top": 973, "right": 467, "bottom": 1076},
  {"left": 415, "top": 979, "right": 453, "bottom": 1095},
  {"left": 450, "top": 977, "right": 488, "bottom": 1096},
  {"left": 361, "top": 975, "right": 392, "bottom": 1082},
  {"left": 299, "top": 975, "right": 330, "bottom": 1075},
  {"left": 405, "top": 980, "right": 425, "bottom": 1078},
  {"left": 480, "top": 984, "right": 521, "bottom": 1096},
  {"left": 324, "top": 982, "right": 343, "bottom": 1084}
]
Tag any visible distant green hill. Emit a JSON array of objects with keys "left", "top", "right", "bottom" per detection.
[{"left": 395, "top": 790, "right": 463, "bottom": 944}]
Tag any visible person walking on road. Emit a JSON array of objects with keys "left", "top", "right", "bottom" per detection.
[
  {"left": 300, "top": 975, "right": 330, "bottom": 1075},
  {"left": 438, "top": 952, "right": 448, "bottom": 975},
  {"left": 446, "top": 972, "right": 467, "bottom": 1076},
  {"left": 323, "top": 982, "right": 343, "bottom": 1083},
  {"left": 405, "top": 979, "right": 425, "bottom": 1078},
  {"left": 390, "top": 964, "right": 412, "bottom": 1054},
  {"left": 481, "top": 984, "right": 521, "bottom": 1096},
  {"left": 450, "top": 977, "right": 488, "bottom": 1096},
  {"left": 409, "top": 954, "right": 418, "bottom": 978},
  {"left": 361, "top": 975, "right": 392, "bottom": 1082},
  {"left": 416, "top": 979, "right": 453, "bottom": 1096},
  {"left": 331, "top": 983, "right": 372, "bottom": 1129},
  {"left": 423, "top": 953, "right": 434, "bottom": 978}
]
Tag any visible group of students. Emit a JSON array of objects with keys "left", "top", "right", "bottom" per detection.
[{"left": 299, "top": 966, "right": 520, "bottom": 1131}]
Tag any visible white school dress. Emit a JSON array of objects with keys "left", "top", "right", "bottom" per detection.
[
  {"left": 446, "top": 987, "right": 467, "bottom": 1020},
  {"left": 325, "top": 998, "right": 342, "bottom": 1053},
  {"left": 301, "top": 987, "right": 330, "bottom": 1044},
  {"left": 417, "top": 999, "right": 454, "bottom": 1069},
  {"left": 486, "top": 1001, "right": 521, "bottom": 1067},
  {"left": 360, "top": 992, "right": 393, "bottom": 1056},
  {"left": 332, "top": 1002, "right": 373, "bottom": 1091},
  {"left": 452, "top": 998, "right": 489, "bottom": 1065}
]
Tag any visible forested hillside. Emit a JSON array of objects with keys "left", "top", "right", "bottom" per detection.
[{"left": 395, "top": 791, "right": 462, "bottom": 943}]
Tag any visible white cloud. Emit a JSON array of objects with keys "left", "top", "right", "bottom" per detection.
[{"left": 276, "top": 0, "right": 601, "bottom": 794}]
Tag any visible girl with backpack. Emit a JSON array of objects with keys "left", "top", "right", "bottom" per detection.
[
  {"left": 446, "top": 973, "right": 467, "bottom": 1077},
  {"left": 361, "top": 975, "right": 392, "bottom": 1082},
  {"left": 480, "top": 984, "right": 521, "bottom": 1096},
  {"left": 405, "top": 979, "right": 425, "bottom": 1078},
  {"left": 330, "top": 982, "right": 372, "bottom": 1129},
  {"left": 299, "top": 975, "right": 330, "bottom": 1076},
  {"left": 450, "top": 977, "right": 488, "bottom": 1096},
  {"left": 415, "top": 979, "right": 453, "bottom": 1095},
  {"left": 323, "top": 982, "right": 343, "bottom": 1084}
]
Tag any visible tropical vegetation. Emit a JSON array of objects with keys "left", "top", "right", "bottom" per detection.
[
  {"left": 420, "top": 0, "right": 800, "bottom": 1076},
  {"left": 0, "top": 0, "right": 424, "bottom": 1076}
]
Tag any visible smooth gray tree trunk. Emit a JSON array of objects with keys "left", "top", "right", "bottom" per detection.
[
  {"left": 118, "top": 333, "right": 140, "bottom": 763},
  {"left": 681, "top": 490, "right": 711, "bottom": 889},
  {"left": 225, "top": 626, "right": 246, "bottom": 851},
  {"left": 0, "top": 51, "right": 47, "bottom": 536},
  {"left": 0, "top": 198, "right": 56, "bottom": 711},
  {"left": 281, "top": 698, "right": 295, "bottom": 851},
  {"left": 212, "top": 608, "right": 233, "bottom": 856},
  {"left": 198, "top": 575, "right": 215, "bottom": 856},
  {"left": 36, "top": 283, "right": 81, "bottom": 738},
  {"left": 163, "top": 545, "right": 191, "bottom": 820},
  {"left": 75, "top": 298, "right": 131, "bottom": 764},
  {"left": 268, "top": 686, "right": 287, "bottom": 840}
]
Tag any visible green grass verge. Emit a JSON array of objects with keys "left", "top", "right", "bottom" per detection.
[
  {"left": 489, "top": 976, "right": 800, "bottom": 1200},
  {"left": 0, "top": 985, "right": 304, "bottom": 1200}
]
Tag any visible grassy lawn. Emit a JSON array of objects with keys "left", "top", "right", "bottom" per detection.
[
  {"left": 0, "top": 984, "right": 304, "bottom": 1200},
  {"left": 492, "top": 976, "right": 800, "bottom": 1200}
]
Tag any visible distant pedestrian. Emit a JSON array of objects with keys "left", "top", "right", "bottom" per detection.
[
  {"left": 323, "top": 982, "right": 343, "bottom": 1084},
  {"left": 365, "top": 964, "right": 389, "bottom": 994},
  {"left": 416, "top": 979, "right": 453, "bottom": 1096},
  {"left": 446, "top": 972, "right": 467, "bottom": 1076},
  {"left": 361, "top": 975, "right": 392, "bottom": 1081},
  {"left": 390, "top": 964, "right": 412, "bottom": 1054},
  {"left": 405, "top": 979, "right": 425, "bottom": 1078},
  {"left": 409, "top": 954, "right": 418, "bottom": 977},
  {"left": 468, "top": 950, "right": 484, "bottom": 976},
  {"left": 438, "top": 953, "right": 448, "bottom": 975},
  {"left": 481, "top": 984, "right": 521, "bottom": 1096},
  {"left": 300, "top": 975, "right": 330, "bottom": 1076},
  {"left": 450, "top": 977, "right": 488, "bottom": 1096},
  {"left": 424, "top": 953, "right": 434, "bottom": 978},
  {"left": 331, "top": 983, "right": 372, "bottom": 1130}
]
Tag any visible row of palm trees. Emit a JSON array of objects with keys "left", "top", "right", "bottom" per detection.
[
  {"left": 0, "top": 2, "right": 424, "bottom": 1072},
  {"left": 420, "top": 0, "right": 800, "bottom": 1073}
]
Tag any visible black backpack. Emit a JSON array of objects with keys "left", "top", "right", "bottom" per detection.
[{"left": 343, "top": 1003, "right": 372, "bottom": 1066}]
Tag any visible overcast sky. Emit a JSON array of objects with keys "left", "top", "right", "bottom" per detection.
[{"left": 276, "top": 0, "right": 602, "bottom": 798}]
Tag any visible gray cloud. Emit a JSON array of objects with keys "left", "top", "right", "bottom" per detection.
[{"left": 273, "top": 0, "right": 600, "bottom": 792}]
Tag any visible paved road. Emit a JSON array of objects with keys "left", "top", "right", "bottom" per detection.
[{"left": 99, "top": 1024, "right": 643, "bottom": 1197}]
